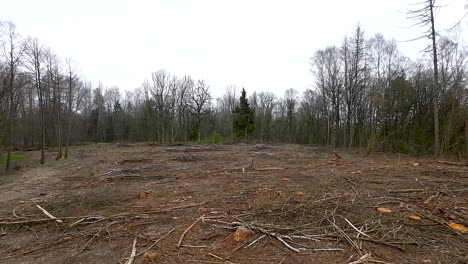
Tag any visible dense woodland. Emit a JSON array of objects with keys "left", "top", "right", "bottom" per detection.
[{"left": 1, "top": 2, "right": 468, "bottom": 170}]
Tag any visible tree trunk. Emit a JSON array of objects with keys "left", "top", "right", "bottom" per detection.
[
  {"left": 65, "top": 75, "right": 73, "bottom": 158},
  {"left": 465, "top": 119, "right": 468, "bottom": 160},
  {"left": 5, "top": 76, "right": 14, "bottom": 171},
  {"left": 430, "top": 0, "right": 440, "bottom": 157},
  {"left": 40, "top": 107, "right": 45, "bottom": 164}
]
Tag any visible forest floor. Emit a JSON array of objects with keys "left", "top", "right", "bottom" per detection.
[{"left": 0, "top": 143, "right": 467, "bottom": 264}]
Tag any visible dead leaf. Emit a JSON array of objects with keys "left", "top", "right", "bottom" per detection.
[
  {"left": 448, "top": 222, "right": 468, "bottom": 232},
  {"left": 408, "top": 215, "right": 421, "bottom": 220},
  {"left": 377, "top": 207, "right": 392, "bottom": 213}
]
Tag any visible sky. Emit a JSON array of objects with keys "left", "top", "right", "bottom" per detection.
[{"left": 1, "top": 0, "right": 467, "bottom": 98}]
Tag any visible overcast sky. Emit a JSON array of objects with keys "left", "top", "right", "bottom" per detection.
[{"left": 1, "top": 0, "right": 467, "bottom": 98}]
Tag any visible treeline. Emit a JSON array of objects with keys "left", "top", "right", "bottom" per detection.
[{"left": 1, "top": 21, "right": 468, "bottom": 171}]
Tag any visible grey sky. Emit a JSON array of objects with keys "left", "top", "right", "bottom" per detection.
[{"left": 2, "top": 0, "right": 467, "bottom": 98}]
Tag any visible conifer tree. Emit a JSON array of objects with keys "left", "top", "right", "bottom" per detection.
[{"left": 233, "top": 88, "right": 255, "bottom": 142}]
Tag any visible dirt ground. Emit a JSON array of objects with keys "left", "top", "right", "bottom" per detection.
[{"left": 0, "top": 143, "right": 467, "bottom": 264}]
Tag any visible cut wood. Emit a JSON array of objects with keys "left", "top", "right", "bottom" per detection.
[{"left": 36, "top": 205, "right": 62, "bottom": 223}]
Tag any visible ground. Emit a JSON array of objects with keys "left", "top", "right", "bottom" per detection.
[{"left": 0, "top": 143, "right": 467, "bottom": 264}]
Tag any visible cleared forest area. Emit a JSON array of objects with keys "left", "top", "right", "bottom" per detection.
[{"left": 0, "top": 144, "right": 466, "bottom": 263}]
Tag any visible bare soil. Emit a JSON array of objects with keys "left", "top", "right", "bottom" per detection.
[{"left": 0, "top": 144, "right": 467, "bottom": 264}]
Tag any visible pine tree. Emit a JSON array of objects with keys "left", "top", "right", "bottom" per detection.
[{"left": 233, "top": 88, "right": 255, "bottom": 142}]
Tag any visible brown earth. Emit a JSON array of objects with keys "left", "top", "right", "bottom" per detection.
[{"left": 0, "top": 143, "right": 467, "bottom": 264}]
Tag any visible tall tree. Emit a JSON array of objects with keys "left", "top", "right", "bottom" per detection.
[
  {"left": 0, "top": 21, "right": 26, "bottom": 170},
  {"left": 233, "top": 88, "right": 255, "bottom": 142},
  {"left": 187, "top": 80, "right": 211, "bottom": 142},
  {"left": 408, "top": 0, "right": 441, "bottom": 156},
  {"left": 25, "top": 38, "right": 46, "bottom": 164}
]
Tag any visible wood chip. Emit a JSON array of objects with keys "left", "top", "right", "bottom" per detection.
[
  {"left": 377, "top": 207, "right": 392, "bottom": 213},
  {"left": 448, "top": 222, "right": 468, "bottom": 232}
]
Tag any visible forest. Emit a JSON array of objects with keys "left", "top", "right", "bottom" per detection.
[{"left": 1, "top": 3, "right": 468, "bottom": 172}]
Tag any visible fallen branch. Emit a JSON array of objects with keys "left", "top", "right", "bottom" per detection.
[
  {"left": 36, "top": 205, "right": 63, "bottom": 223},
  {"left": 177, "top": 215, "right": 204, "bottom": 248},
  {"left": 77, "top": 221, "right": 117, "bottom": 254},
  {"left": 134, "top": 227, "right": 175, "bottom": 257},
  {"left": 254, "top": 167, "right": 286, "bottom": 171},
  {"left": 333, "top": 152, "right": 342, "bottom": 160},
  {"left": 348, "top": 253, "right": 371, "bottom": 264},
  {"left": 311, "top": 194, "right": 351, "bottom": 205},
  {"left": 388, "top": 189, "right": 426, "bottom": 193},
  {"left": 436, "top": 160, "right": 468, "bottom": 167},
  {"left": 245, "top": 234, "right": 266, "bottom": 248},
  {"left": 125, "top": 238, "right": 137, "bottom": 264},
  {"left": 275, "top": 235, "right": 300, "bottom": 252},
  {"left": 424, "top": 192, "right": 441, "bottom": 204},
  {"left": 343, "top": 218, "right": 371, "bottom": 238}
]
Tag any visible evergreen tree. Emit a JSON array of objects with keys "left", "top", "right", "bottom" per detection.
[{"left": 233, "top": 88, "right": 255, "bottom": 142}]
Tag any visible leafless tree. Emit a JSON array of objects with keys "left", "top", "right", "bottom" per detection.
[
  {"left": 408, "top": 0, "right": 442, "bottom": 156},
  {"left": 0, "top": 21, "right": 26, "bottom": 170},
  {"left": 187, "top": 80, "right": 211, "bottom": 142}
]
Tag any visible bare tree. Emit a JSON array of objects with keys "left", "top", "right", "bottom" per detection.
[
  {"left": 408, "top": 0, "right": 442, "bottom": 156},
  {"left": 187, "top": 80, "right": 211, "bottom": 142},
  {"left": 0, "top": 21, "right": 26, "bottom": 170},
  {"left": 64, "top": 58, "right": 77, "bottom": 158},
  {"left": 44, "top": 49, "right": 63, "bottom": 160},
  {"left": 25, "top": 38, "right": 46, "bottom": 164},
  {"left": 311, "top": 46, "right": 343, "bottom": 147},
  {"left": 150, "top": 69, "right": 170, "bottom": 143}
]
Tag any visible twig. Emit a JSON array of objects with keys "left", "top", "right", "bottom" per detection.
[
  {"left": 125, "top": 238, "right": 137, "bottom": 264},
  {"left": 423, "top": 192, "right": 441, "bottom": 204},
  {"left": 36, "top": 205, "right": 63, "bottom": 223},
  {"left": 207, "top": 253, "right": 223, "bottom": 260},
  {"left": 275, "top": 235, "right": 300, "bottom": 252},
  {"left": 245, "top": 234, "right": 266, "bottom": 248},
  {"left": 436, "top": 160, "right": 468, "bottom": 167},
  {"left": 311, "top": 194, "right": 351, "bottom": 205},
  {"left": 343, "top": 218, "right": 371, "bottom": 238},
  {"left": 254, "top": 167, "right": 285, "bottom": 171},
  {"left": 348, "top": 253, "right": 371, "bottom": 264},
  {"left": 333, "top": 152, "right": 342, "bottom": 160},
  {"left": 388, "top": 189, "right": 426, "bottom": 193},
  {"left": 177, "top": 215, "right": 204, "bottom": 247},
  {"left": 326, "top": 216, "right": 361, "bottom": 254},
  {"left": 77, "top": 221, "right": 116, "bottom": 254},
  {"left": 134, "top": 227, "right": 175, "bottom": 257}
]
